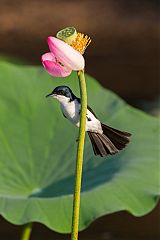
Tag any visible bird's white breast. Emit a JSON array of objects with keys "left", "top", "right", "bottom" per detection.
[
  {"left": 61, "top": 99, "right": 80, "bottom": 126},
  {"left": 60, "top": 99, "right": 103, "bottom": 134}
]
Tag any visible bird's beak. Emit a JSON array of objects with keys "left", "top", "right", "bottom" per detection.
[{"left": 46, "top": 93, "right": 53, "bottom": 98}]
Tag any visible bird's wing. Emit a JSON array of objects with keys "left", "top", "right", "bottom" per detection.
[
  {"left": 87, "top": 105, "right": 97, "bottom": 118},
  {"left": 77, "top": 97, "right": 97, "bottom": 118}
]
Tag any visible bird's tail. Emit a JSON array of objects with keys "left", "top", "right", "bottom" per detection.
[{"left": 88, "top": 123, "right": 131, "bottom": 157}]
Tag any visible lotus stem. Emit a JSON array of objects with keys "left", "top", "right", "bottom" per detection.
[
  {"left": 71, "top": 70, "right": 87, "bottom": 240},
  {"left": 20, "top": 223, "right": 33, "bottom": 240}
]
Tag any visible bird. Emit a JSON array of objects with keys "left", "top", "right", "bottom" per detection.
[{"left": 46, "top": 86, "right": 131, "bottom": 157}]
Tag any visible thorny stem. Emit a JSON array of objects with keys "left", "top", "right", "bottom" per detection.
[
  {"left": 20, "top": 223, "right": 33, "bottom": 240},
  {"left": 71, "top": 70, "right": 87, "bottom": 240}
]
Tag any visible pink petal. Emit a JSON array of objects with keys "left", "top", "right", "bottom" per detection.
[
  {"left": 47, "top": 36, "right": 85, "bottom": 71},
  {"left": 41, "top": 52, "right": 72, "bottom": 77}
]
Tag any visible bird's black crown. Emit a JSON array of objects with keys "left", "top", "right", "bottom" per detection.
[{"left": 47, "top": 86, "right": 76, "bottom": 101}]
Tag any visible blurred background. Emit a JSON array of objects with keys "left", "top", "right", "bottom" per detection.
[{"left": 0, "top": 0, "right": 159, "bottom": 239}]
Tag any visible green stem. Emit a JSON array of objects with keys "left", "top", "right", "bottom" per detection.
[
  {"left": 20, "top": 223, "right": 33, "bottom": 240},
  {"left": 71, "top": 70, "right": 87, "bottom": 240}
]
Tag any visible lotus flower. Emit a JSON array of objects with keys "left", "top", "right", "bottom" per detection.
[{"left": 41, "top": 36, "right": 85, "bottom": 77}]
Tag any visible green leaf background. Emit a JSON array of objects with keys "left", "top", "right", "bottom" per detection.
[{"left": 0, "top": 59, "right": 159, "bottom": 233}]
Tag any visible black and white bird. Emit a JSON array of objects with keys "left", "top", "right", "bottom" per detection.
[{"left": 46, "top": 86, "right": 131, "bottom": 157}]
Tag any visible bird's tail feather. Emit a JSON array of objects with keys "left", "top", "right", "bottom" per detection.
[{"left": 88, "top": 123, "right": 131, "bottom": 157}]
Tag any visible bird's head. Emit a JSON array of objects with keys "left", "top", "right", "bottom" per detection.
[{"left": 46, "top": 86, "right": 76, "bottom": 103}]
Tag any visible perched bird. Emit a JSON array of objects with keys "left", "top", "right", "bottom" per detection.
[{"left": 46, "top": 86, "right": 131, "bottom": 157}]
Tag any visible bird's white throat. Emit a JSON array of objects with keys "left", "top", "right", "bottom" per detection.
[{"left": 53, "top": 94, "right": 70, "bottom": 104}]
